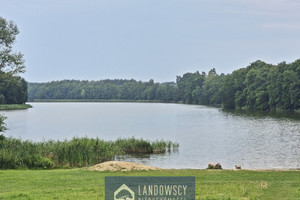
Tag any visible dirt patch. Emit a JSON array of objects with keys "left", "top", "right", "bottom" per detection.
[{"left": 88, "top": 161, "right": 160, "bottom": 172}]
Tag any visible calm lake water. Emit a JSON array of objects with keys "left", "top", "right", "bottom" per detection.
[{"left": 1, "top": 102, "right": 300, "bottom": 169}]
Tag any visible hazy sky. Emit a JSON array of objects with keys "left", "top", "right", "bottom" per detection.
[{"left": 1, "top": 0, "right": 300, "bottom": 82}]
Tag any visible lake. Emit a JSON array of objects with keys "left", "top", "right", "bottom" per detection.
[{"left": 1, "top": 102, "right": 299, "bottom": 169}]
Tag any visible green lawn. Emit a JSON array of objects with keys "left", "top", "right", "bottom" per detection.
[{"left": 0, "top": 169, "right": 299, "bottom": 200}]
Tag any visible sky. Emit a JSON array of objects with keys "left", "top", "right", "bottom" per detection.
[{"left": 1, "top": 0, "right": 300, "bottom": 83}]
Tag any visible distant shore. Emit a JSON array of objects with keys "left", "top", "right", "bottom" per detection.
[
  {"left": 0, "top": 104, "right": 32, "bottom": 110},
  {"left": 29, "top": 99, "right": 170, "bottom": 103}
]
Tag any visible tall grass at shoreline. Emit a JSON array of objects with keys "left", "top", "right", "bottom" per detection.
[
  {"left": 0, "top": 104, "right": 32, "bottom": 110},
  {"left": 0, "top": 136, "right": 179, "bottom": 169},
  {"left": 114, "top": 137, "right": 179, "bottom": 154}
]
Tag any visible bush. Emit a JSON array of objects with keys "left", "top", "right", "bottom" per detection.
[{"left": 37, "top": 157, "right": 54, "bottom": 169}]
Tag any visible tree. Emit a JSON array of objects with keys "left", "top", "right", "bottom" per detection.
[
  {"left": 219, "top": 74, "right": 235, "bottom": 109},
  {"left": 0, "top": 17, "right": 27, "bottom": 104},
  {"left": 80, "top": 89, "right": 86, "bottom": 99},
  {"left": 0, "top": 115, "right": 6, "bottom": 132},
  {"left": 176, "top": 71, "right": 205, "bottom": 104},
  {"left": 201, "top": 69, "right": 224, "bottom": 105},
  {"left": 0, "top": 17, "right": 25, "bottom": 75}
]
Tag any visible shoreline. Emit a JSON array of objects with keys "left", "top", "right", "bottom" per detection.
[
  {"left": 29, "top": 99, "right": 300, "bottom": 113},
  {"left": 0, "top": 104, "right": 32, "bottom": 110},
  {"left": 29, "top": 99, "right": 168, "bottom": 103},
  {"left": 88, "top": 161, "right": 300, "bottom": 172}
]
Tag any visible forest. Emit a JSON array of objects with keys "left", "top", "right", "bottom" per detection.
[{"left": 29, "top": 59, "right": 300, "bottom": 111}]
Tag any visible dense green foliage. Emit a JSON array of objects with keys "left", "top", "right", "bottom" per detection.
[
  {"left": 0, "top": 169, "right": 299, "bottom": 200},
  {"left": 222, "top": 60, "right": 300, "bottom": 111},
  {"left": 0, "top": 115, "right": 6, "bottom": 132},
  {"left": 28, "top": 79, "right": 177, "bottom": 102},
  {"left": 0, "top": 136, "right": 178, "bottom": 169},
  {"left": 28, "top": 59, "right": 300, "bottom": 111},
  {"left": 0, "top": 17, "right": 27, "bottom": 104}
]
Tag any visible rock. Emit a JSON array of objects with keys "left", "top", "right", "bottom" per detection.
[
  {"left": 207, "top": 163, "right": 222, "bottom": 169},
  {"left": 235, "top": 165, "right": 241, "bottom": 169}
]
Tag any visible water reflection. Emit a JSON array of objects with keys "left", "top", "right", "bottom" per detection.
[
  {"left": 223, "top": 109, "right": 300, "bottom": 121},
  {"left": 115, "top": 151, "right": 180, "bottom": 167}
]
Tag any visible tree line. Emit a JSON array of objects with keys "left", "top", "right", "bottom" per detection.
[
  {"left": 28, "top": 59, "right": 300, "bottom": 111},
  {"left": 176, "top": 60, "right": 300, "bottom": 111},
  {"left": 28, "top": 79, "right": 177, "bottom": 102}
]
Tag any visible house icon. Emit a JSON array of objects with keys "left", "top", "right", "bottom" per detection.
[{"left": 114, "top": 184, "right": 135, "bottom": 200}]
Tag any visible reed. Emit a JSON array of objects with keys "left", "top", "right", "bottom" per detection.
[
  {"left": 115, "top": 137, "right": 179, "bottom": 154},
  {"left": 0, "top": 104, "right": 32, "bottom": 110},
  {"left": 0, "top": 136, "right": 178, "bottom": 169}
]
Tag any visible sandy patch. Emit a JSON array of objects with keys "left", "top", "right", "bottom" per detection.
[{"left": 88, "top": 161, "right": 160, "bottom": 172}]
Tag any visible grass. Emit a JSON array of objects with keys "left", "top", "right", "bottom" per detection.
[
  {"left": 0, "top": 104, "right": 32, "bottom": 110},
  {"left": 0, "top": 136, "right": 179, "bottom": 169},
  {"left": 0, "top": 169, "right": 299, "bottom": 200}
]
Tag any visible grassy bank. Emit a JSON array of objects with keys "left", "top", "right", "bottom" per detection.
[
  {"left": 0, "top": 136, "right": 178, "bottom": 169},
  {"left": 30, "top": 99, "right": 166, "bottom": 103},
  {"left": 0, "top": 169, "right": 299, "bottom": 199},
  {"left": 0, "top": 104, "right": 32, "bottom": 110}
]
